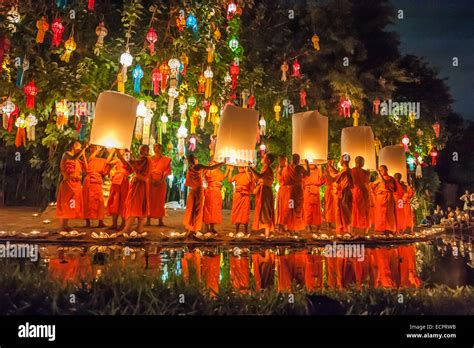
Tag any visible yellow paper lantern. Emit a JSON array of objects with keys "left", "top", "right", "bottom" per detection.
[
  {"left": 90, "top": 91, "right": 139, "bottom": 149},
  {"left": 378, "top": 145, "right": 407, "bottom": 182},
  {"left": 340, "top": 126, "right": 376, "bottom": 170},
  {"left": 292, "top": 110, "right": 328, "bottom": 164},
  {"left": 214, "top": 105, "right": 259, "bottom": 166}
]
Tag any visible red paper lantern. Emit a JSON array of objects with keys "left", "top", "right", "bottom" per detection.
[
  {"left": 146, "top": 27, "right": 158, "bottom": 55},
  {"left": 88, "top": 0, "right": 95, "bottom": 11},
  {"left": 292, "top": 59, "right": 301, "bottom": 77},
  {"left": 151, "top": 68, "right": 161, "bottom": 95},
  {"left": 229, "top": 62, "right": 240, "bottom": 90},
  {"left": 430, "top": 148, "right": 438, "bottom": 165},
  {"left": 24, "top": 81, "right": 38, "bottom": 110},
  {"left": 432, "top": 122, "right": 440, "bottom": 138},
  {"left": 401, "top": 134, "right": 410, "bottom": 152},
  {"left": 51, "top": 18, "right": 64, "bottom": 47},
  {"left": 299, "top": 89, "right": 307, "bottom": 108}
]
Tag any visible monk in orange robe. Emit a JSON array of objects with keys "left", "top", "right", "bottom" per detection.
[
  {"left": 404, "top": 179, "right": 415, "bottom": 233},
  {"left": 83, "top": 145, "right": 113, "bottom": 228},
  {"left": 284, "top": 154, "right": 310, "bottom": 234},
  {"left": 326, "top": 156, "right": 353, "bottom": 235},
  {"left": 303, "top": 164, "right": 325, "bottom": 232},
  {"left": 56, "top": 141, "right": 88, "bottom": 231},
  {"left": 203, "top": 157, "right": 226, "bottom": 233},
  {"left": 249, "top": 153, "right": 276, "bottom": 238},
  {"left": 147, "top": 143, "right": 172, "bottom": 226},
  {"left": 324, "top": 164, "right": 338, "bottom": 231},
  {"left": 228, "top": 166, "right": 254, "bottom": 233},
  {"left": 372, "top": 165, "right": 397, "bottom": 234},
  {"left": 184, "top": 154, "right": 226, "bottom": 236},
  {"left": 251, "top": 249, "right": 275, "bottom": 290},
  {"left": 107, "top": 149, "right": 131, "bottom": 231},
  {"left": 351, "top": 156, "right": 370, "bottom": 234},
  {"left": 276, "top": 155, "right": 290, "bottom": 233},
  {"left": 118, "top": 145, "right": 150, "bottom": 233},
  {"left": 393, "top": 173, "right": 407, "bottom": 234}
]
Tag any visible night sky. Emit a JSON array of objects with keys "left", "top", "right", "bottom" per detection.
[{"left": 390, "top": 0, "right": 474, "bottom": 121}]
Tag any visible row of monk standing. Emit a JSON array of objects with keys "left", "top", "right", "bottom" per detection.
[{"left": 56, "top": 141, "right": 171, "bottom": 233}]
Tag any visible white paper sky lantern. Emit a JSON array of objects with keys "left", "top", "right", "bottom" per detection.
[
  {"left": 214, "top": 104, "right": 259, "bottom": 166},
  {"left": 378, "top": 145, "right": 407, "bottom": 182},
  {"left": 90, "top": 91, "right": 139, "bottom": 149},
  {"left": 292, "top": 110, "right": 328, "bottom": 164},
  {"left": 340, "top": 126, "right": 376, "bottom": 170}
]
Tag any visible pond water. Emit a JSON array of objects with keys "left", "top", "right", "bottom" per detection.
[{"left": 28, "top": 234, "right": 473, "bottom": 293}]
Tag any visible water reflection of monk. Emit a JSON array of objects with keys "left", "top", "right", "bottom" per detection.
[
  {"left": 48, "top": 247, "right": 92, "bottom": 285},
  {"left": 251, "top": 249, "right": 275, "bottom": 291},
  {"left": 230, "top": 248, "right": 250, "bottom": 293}
]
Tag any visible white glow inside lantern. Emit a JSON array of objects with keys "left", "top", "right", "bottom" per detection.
[
  {"left": 292, "top": 110, "right": 328, "bottom": 164},
  {"left": 378, "top": 145, "right": 407, "bottom": 182},
  {"left": 90, "top": 91, "right": 139, "bottom": 149},
  {"left": 214, "top": 105, "right": 259, "bottom": 166},
  {"left": 340, "top": 126, "right": 377, "bottom": 170}
]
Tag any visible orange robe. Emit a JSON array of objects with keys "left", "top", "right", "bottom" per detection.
[
  {"left": 147, "top": 155, "right": 172, "bottom": 218},
  {"left": 276, "top": 167, "right": 291, "bottom": 226},
  {"left": 56, "top": 153, "right": 83, "bottom": 219},
  {"left": 123, "top": 158, "right": 150, "bottom": 218},
  {"left": 252, "top": 166, "right": 275, "bottom": 231},
  {"left": 324, "top": 172, "right": 337, "bottom": 224},
  {"left": 284, "top": 165, "right": 306, "bottom": 231},
  {"left": 372, "top": 175, "right": 397, "bottom": 233},
  {"left": 351, "top": 167, "right": 370, "bottom": 230},
  {"left": 230, "top": 255, "right": 250, "bottom": 292},
  {"left": 251, "top": 251, "right": 275, "bottom": 290},
  {"left": 230, "top": 172, "right": 253, "bottom": 224},
  {"left": 404, "top": 185, "right": 415, "bottom": 228},
  {"left": 394, "top": 181, "right": 406, "bottom": 233},
  {"left": 303, "top": 167, "right": 325, "bottom": 226},
  {"left": 203, "top": 167, "right": 225, "bottom": 224},
  {"left": 83, "top": 157, "right": 108, "bottom": 220},
  {"left": 334, "top": 168, "right": 353, "bottom": 233},
  {"left": 368, "top": 183, "right": 376, "bottom": 229},
  {"left": 184, "top": 165, "right": 204, "bottom": 232},
  {"left": 107, "top": 161, "right": 131, "bottom": 217}
]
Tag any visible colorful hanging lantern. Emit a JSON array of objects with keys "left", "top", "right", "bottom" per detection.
[
  {"left": 151, "top": 68, "right": 161, "bottom": 95},
  {"left": 132, "top": 64, "right": 143, "bottom": 93},
  {"left": 432, "top": 122, "right": 440, "bottom": 138},
  {"left": 180, "top": 53, "right": 189, "bottom": 75},
  {"left": 188, "top": 135, "right": 196, "bottom": 151},
  {"left": 199, "top": 109, "right": 206, "bottom": 129},
  {"left": 259, "top": 117, "right": 266, "bottom": 136},
  {"left": 274, "top": 103, "right": 281, "bottom": 121},
  {"left": 190, "top": 110, "right": 198, "bottom": 133},
  {"left": 281, "top": 61, "right": 289, "bottom": 82},
  {"left": 120, "top": 49, "right": 133, "bottom": 87},
  {"left": 311, "top": 34, "right": 320, "bottom": 50},
  {"left": 146, "top": 27, "right": 158, "bottom": 55},
  {"left": 202, "top": 99, "right": 211, "bottom": 115},
  {"left": 408, "top": 112, "right": 415, "bottom": 128},
  {"left": 176, "top": 13, "right": 186, "bottom": 31},
  {"left": 227, "top": 1, "right": 237, "bottom": 19},
  {"left": 248, "top": 95, "right": 255, "bottom": 109},
  {"left": 14, "top": 114, "right": 27, "bottom": 148},
  {"left": 229, "top": 62, "right": 240, "bottom": 90},
  {"left": 61, "top": 35, "right": 76, "bottom": 62},
  {"left": 36, "top": 16, "right": 49, "bottom": 44},
  {"left": 160, "top": 113, "right": 168, "bottom": 134},
  {"left": 24, "top": 81, "right": 38, "bottom": 110},
  {"left": 204, "top": 66, "right": 213, "bottom": 98},
  {"left": 159, "top": 61, "right": 170, "bottom": 92},
  {"left": 214, "top": 27, "right": 221, "bottom": 41},
  {"left": 352, "top": 109, "right": 360, "bottom": 127},
  {"left": 339, "top": 97, "right": 351, "bottom": 118},
  {"left": 206, "top": 42, "right": 215, "bottom": 63},
  {"left": 94, "top": 21, "right": 108, "bottom": 55},
  {"left": 87, "top": 0, "right": 95, "bottom": 11},
  {"left": 228, "top": 35, "right": 239, "bottom": 53},
  {"left": 299, "top": 89, "right": 307, "bottom": 108},
  {"left": 291, "top": 59, "right": 301, "bottom": 77},
  {"left": 373, "top": 97, "right": 380, "bottom": 114},
  {"left": 430, "top": 148, "right": 438, "bottom": 165},
  {"left": 168, "top": 87, "right": 179, "bottom": 114},
  {"left": 185, "top": 13, "right": 198, "bottom": 32},
  {"left": 241, "top": 89, "right": 250, "bottom": 108},
  {"left": 7, "top": 6, "right": 21, "bottom": 33},
  {"left": 25, "top": 113, "right": 37, "bottom": 141},
  {"left": 168, "top": 58, "right": 181, "bottom": 88},
  {"left": 401, "top": 134, "right": 410, "bottom": 152},
  {"left": 142, "top": 112, "right": 152, "bottom": 145},
  {"left": 198, "top": 72, "right": 206, "bottom": 94},
  {"left": 16, "top": 56, "right": 29, "bottom": 88},
  {"left": 406, "top": 155, "right": 415, "bottom": 171},
  {"left": 51, "top": 18, "right": 64, "bottom": 47},
  {"left": 1, "top": 98, "right": 16, "bottom": 130},
  {"left": 177, "top": 123, "right": 188, "bottom": 157},
  {"left": 260, "top": 142, "right": 266, "bottom": 157},
  {"left": 55, "top": 99, "right": 69, "bottom": 130},
  {"left": 187, "top": 96, "right": 197, "bottom": 109}
]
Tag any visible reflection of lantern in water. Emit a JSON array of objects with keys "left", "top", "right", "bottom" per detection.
[
  {"left": 89, "top": 91, "right": 139, "bottom": 149},
  {"left": 214, "top": 105, "right": 259, "bottom": 166},
  {"left": 340, "top": 126, "right": 376, "bottom": 170},
  {"left": 378, "top": 145, "right": 407, "bottom": 182},
  {"left": 293, "top": 110, "right": 328, "bottom": 164}
]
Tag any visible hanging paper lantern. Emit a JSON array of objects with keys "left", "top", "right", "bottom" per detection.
[
  {"left": 180, "top": 53, "right": 189, "bottom": 75},
  {"left": 408, "top": 112, "right": 415, "bottom": 128},
  {"left": 56, "top": 0, "right": 67, "bottom": 9},
  {"left": 160, "top": 113, "right": 168, "bottom": 134},
  {"left": 299, "top": 89, "right": 307, "bottom": 108},
  {"left": 281, "top": 61, "right": 289, "bottom": 82},
  {"left": 199, "top": 109, "right": 206, "bottom": 129},
  {"left": 2, "top": 98, "right": 16, "bottom": 130},
  {"left": 190, "top": 110, "right": 198, "bottom": 133},
  {"left": 185, "top": 13, "right": 198, "bottom": 32},
  {"left": 227, "top": 1, "right": 237, "bottom": 19},
  {"left": 146, "top": 27, "right": 158, "bottom": 55},
  {"left": 401, "top": 134, "right": 410, "bottom": 152},
  {"left": 87, "top": 0, "right": 95, "bottom": 11},
  {"left": 55, "top": 99, "right": 69, "bottom": 130},
  {"left": 378, "top": 145, "right": 407, "bottom": 182},
  {"left": 60, "top": 35, "right": 76, "bottom": 62},
  {"left": 51, "top": 18, "right": 64, "bottom": 47},
  {"left": 311, "top": 34, "right": 320, "bottom": 50},
  {"left": 248, "top": 95, "right": 255, "bottom": 109},
  {"left": 167, "top": 87, "right": 179, "bottom": 114},
  {"left": 228, "top": 35, "right": 239, "bottom": 53},
  {"left": 372, "top": 97, "right": 380, "bottom": 114},
  {"left": 206, "top": 42, "right": 215, "bottom": 63},
  {"left": 25, "top": 113, "right": 37, "bottom": 141},
  {"left": 274, "top": 103, "right": 281, "bottom": 121},
  {"left": 406, "top": 155, "right": 415, "bottom": 171},
  {"left": 229, "top": 62, "right": 240, "bottom": 90},
  {"left": 432, "top": 122, "right": 440, "bottom": 138},
  {"left": 339, "top": 97, "right": 351, "bottom": 118},
  {"left": 291, "top": 59, "right": 301, "bottom": 77},
  {"left": 241, "top": 89, "right": 250, "bottom": 108},
  {"left": 202, "top": 99, "right": 211, "bottom": 115},
  {"left": 340, "top": 126, "right": 376, "bottom": 170},
  {"left": 94, "top": 21, "right": 108, "bottom": 55},
  {"left": 151, "top": 68, "right": 161, "bottom": 95},
  {"left": 352, "top": 109, "right": 360, "bottom": 127},
  {"left": 293, "top": 110, "right": 328, "bottom": 164},
  {"left": 132, "top": 64, "right": 143, "bottom": 93},
  {"left": 176, "top": 12, "right": 186, "bottom": 31},
  {"left": 179, "top": 99, "right": 188, "bottom": 122},
  {"left": 159, "top": 62, "right": 170, "bottom": 92},
  {"left": 188, "top": 135, "right": 197, "bottom": 151},
  {"left": 7, "top": 6, "right": 21, "bottom": 33},
  {"left": 24, "top": 81, "right": 38, "bottom": 110},
  {"left": 214, "top": 105, "right": 259, "bottom": 166},
  {"left": 177, "top": 123, "right": 188, "bottom": 157},
  {"left": 142, "top": 113, "right": 152, "bottom": 145},
  {"left": 204, "top": 66, "right": 213, "bottom": 98},
  {"left": 430, "top": 148, "right": 438, "bottom": 166},
  {"left": 259, "top": 142, "right": 266, "bottom": 157},
  {"left": 120, "top": 49, "right": 133, "bottom": 83},
  {"left": 36, "top": 16, "right": 49, "bottom": 44},
  {"left": 187, "top": 96, "right": 197, "bottom": 109},
  {"left": 14, "top": 115, "right": 27, "bottom": 148},
  {"left": 259, "top": 117, "right": 266, "bottom": 136}
]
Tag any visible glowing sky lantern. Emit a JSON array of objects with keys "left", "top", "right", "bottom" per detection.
[
  {"left": 214, "top": 105, "right": 259, "bottom": 166},
  {"left": 340, "top": 126, "right": 376, "bottom": 170},
  {"left": 292, "top": 110, "right": 328, "bottom": 164},
  {"left": 89, "top": 91, "right": 139, "bottom": 149},
  {"left": 378, "top": 145, "right": 407, "bottom": 182}
]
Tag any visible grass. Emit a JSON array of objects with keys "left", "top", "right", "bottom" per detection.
[{"left": 0, "top": 260, "right": 473, "bottom": 315}]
